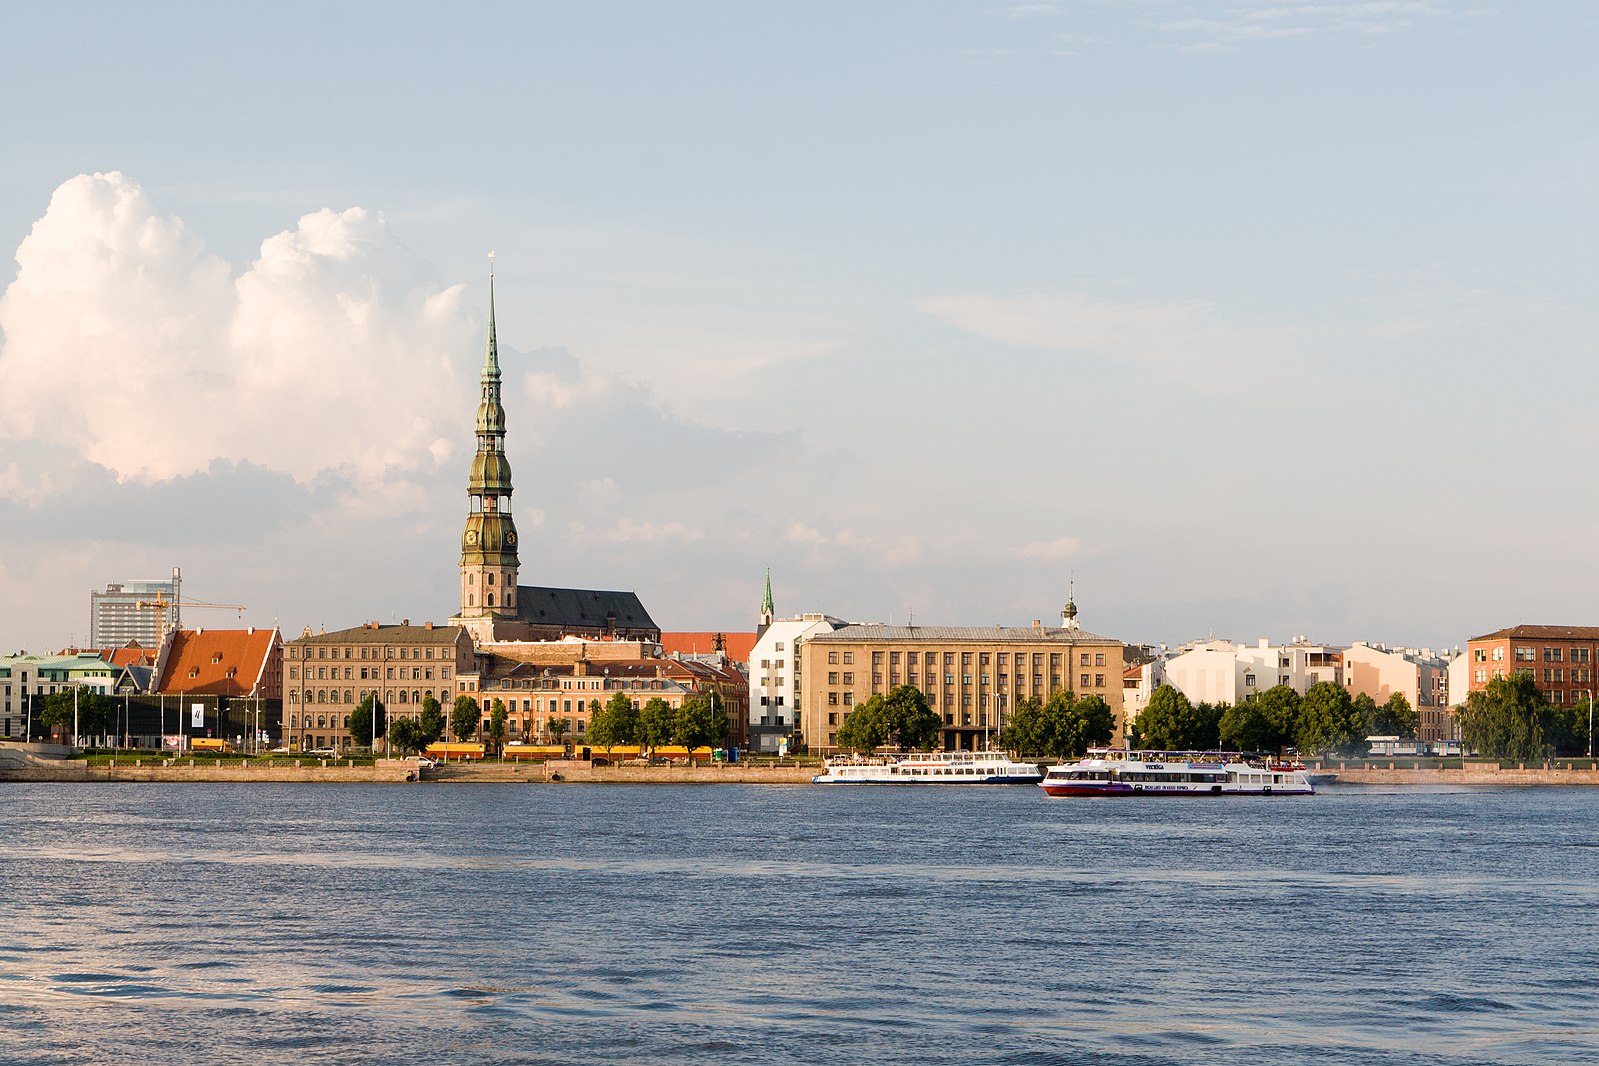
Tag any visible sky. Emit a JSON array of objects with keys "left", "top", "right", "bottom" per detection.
[{"left": 1, "top": 1, "right": 1595, "bottom": 657}]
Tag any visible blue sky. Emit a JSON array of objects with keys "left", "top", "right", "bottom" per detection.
[{"left": 1, "top": 2, "right": 1595, "bottom": 656}]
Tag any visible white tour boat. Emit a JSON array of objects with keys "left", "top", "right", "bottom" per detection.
[
  {"left": 1039, "top": 748, "right": 1316, "bottom": 797},
  {"left": 813, "top": 749, "right": 1043, "bottom": 785}
]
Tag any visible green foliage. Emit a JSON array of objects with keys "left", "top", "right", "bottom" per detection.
[
  {"left": 673, "top": 694, "right": 727, "bottom": 749},
  {"left": 835, "top": 695, "right": 890, "bottom": 750},
  {"left": 1252, "top": 685, "right": 1302, "bottom": 753},
  {"left": 1128, "top": 687, "right": 1227, "bottom": 752},
  {"left": 547, "top": 715, "right": 570, "bottom": 742},
  {"left": 1132, "top": 685, "right": 1192, "bottom": 750},
  {"left": 882, "top": 685, "right": 941, "bottom": 751},
  {"left": 418, "top": 695, "right": 445, "bottom": 745},
  {"left": 1380, "top": 693, "right": 1419, "bottom": 739},
  {"left": 1352, "top": 692, "right": 1380, "bottom": 734},
  {"left": 451, "top": 695, "right": 481, "bottom": 743},
  {"left": 488, "top": 698, "right": 508, "bottom": 754},
  {"left": 1294, "top": 681, "right": 1367, "bottom": 756},
  {"left": 1219, "top": 701, "right": 1274, "bottom": 753},
  {"left": 387, "top": 716, "right": 425, "bottom": 756},
  {"left": 40, "top": 690, "right": 114, "bottom": 737},
  {"left": 638, "top": 697, "right": 674, "bottom": 747},
  {"left": 1458, "top": 673, "right": 1558, "bottom": 761},
  {"left": 1001, "top": 691, "right": 1113, "bottom": 758},
  {"left": 349, "top": 694, "right": 387, "bottom": 745},
  {"left": 587, "top": 691, "right": 639, "bottom": 746},
  {"left": 836, "top": 685, "right": 940, "bottom": 752}
]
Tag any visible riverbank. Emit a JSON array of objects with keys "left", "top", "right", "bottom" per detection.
[{"left": 1313, "top": 761, "right": 1599, "bottom": 786}]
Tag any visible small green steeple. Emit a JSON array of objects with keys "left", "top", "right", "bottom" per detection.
[{"left": 760, "top": 567, "right": 775, "bottom": 625}]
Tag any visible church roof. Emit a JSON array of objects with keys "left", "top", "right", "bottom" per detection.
[
  {"left": 515, "top": 586, "right": 659, "bottom": 633},
  {"left": 157, "top": 628, "right": 280, "bottom": 697}
]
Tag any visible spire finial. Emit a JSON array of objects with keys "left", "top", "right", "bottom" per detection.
[
  {"left": 483, "top": 255, "right": 500, "bottom": 378},
  {"left": 760, "top": 567, "right": 775, "bottom": 625}
]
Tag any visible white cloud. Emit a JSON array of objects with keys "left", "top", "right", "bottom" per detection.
[
  {"left": 1014, "top": 535, "right": 1084, "bottom": 561},
  {"left": 598, "top": 519, "right": 705, "bottom": 545},
  {"left": 1159, "top": 2, "right": 1447, "bottom": 44},
  {"left": 0, "top": 172, "right": 473, "bottom": 485}
]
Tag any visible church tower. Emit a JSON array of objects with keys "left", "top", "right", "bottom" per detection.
[
  {"left": 758, "top": 567, "right": 775, "bottom": 636},
  {"left": 458, "top": 262, "right": 520, "bottom": 631}
]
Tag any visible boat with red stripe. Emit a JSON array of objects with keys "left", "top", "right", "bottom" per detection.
[{"left": 1039, "top": 748, "right": 1316, "bottom": 797}]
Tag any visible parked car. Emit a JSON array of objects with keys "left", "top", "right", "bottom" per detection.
[{"left": 415, "top": 756, "right": 437, "bottom": 769}]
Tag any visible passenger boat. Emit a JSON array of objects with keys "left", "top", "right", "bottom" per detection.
[
  {"left": 1039, "top": 748, "right": 1315, "bottom": 797},
  {"left": 812, "top": 749, "right": 1043, "bottom": 785}
]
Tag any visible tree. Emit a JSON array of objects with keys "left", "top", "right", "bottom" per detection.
[
  {"left": 1294, "top": 681, "right": 1366, "bottom": 756},
  {"left": 674, "top": 694, "right": 727, "bottom": 749},
  {"left": 1352, "top": 692, "right": 1380, "bottom": 735},
  {"left": 451, "top": 695, "right": 481, "bottom": 745},
  {"left": 1375, "top": 693, "right": 1419, "bottom": 739},
  {"left": 1190, "top": 702, "right": 1225, "bottom": 751},
  {"left": 348, "top": 695, "right": 387, "bottom": 749},
  {"left": 419, "top": 695, "right": 445, "bottom": 745},
  {"left": 882, "top": 685, "right": 940, "bottom": 751},
  {"left": 547, "top": 715, "right": 571, "bottom": 744},
  {"left": 488, "top": 698, "right": 508, "bottom": 755},
  {"left": 1058, "top": 694, "right": 1116, "bottom": 758},
  {"left": 1457, "top": 673, "right": 1557, "bottom": 761},
  {"left": 387, "top": 716, "right": 425, "bottom": 756},
  {"left": 40, "top": 689, "right": 114, "bottom": 741},
  {"left": 638, "top": 697, "right": 674, "bottom": 747},
  {"left": 835, "top": 695, "right": 890, "bottom": 750},
  {"left": 1000, "top": 696, "right": 1046, "bottom": 755},
  {"left": 1251, "top": 685, "right": 1302, "bottom": 753},
  {"left": 1219, "top": 701, "right": 1275, "bottom": 753},
  {"left": 1133, "top": 685, "right": 1192, "bottom": 750},
  {"left": 588, "top": 691, "right": 638, "bottom": 746}
]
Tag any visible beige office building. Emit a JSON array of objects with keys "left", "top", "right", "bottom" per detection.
[
  {"left": 800, "top": 607, "right": 1125, "bottom": 752},
  {"left": 282, "top": 622, "right": 475, "bottom": 752}
]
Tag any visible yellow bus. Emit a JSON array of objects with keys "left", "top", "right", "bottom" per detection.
[
  {"left": 191, "top": 738, "right": 234, "bottom": 754},
  {"left": 425, "top": 742, "right": 486, "bottom": 761}
]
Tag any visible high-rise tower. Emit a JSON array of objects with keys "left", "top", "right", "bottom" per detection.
[{"left": 459, "top": 264, "right": 520, "bottom": 624}]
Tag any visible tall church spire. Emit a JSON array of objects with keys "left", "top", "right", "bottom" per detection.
[
  {"left": 760, "top": 567, "right": 775, "bottom": 628},
  {"left": 458, "top": 256, "right": 520, "bottom": 631}
]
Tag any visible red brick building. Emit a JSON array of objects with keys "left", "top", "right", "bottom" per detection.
[{"left": 1465, "top": 625, "right": 1599, "bottom": 709}]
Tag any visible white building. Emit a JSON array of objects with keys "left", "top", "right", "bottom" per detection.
[
  {"left": 1341, "top": 641, "right": 1454, "bottom": 743},
  {"left": 746, "top": 613, "right": 846, "bottom": 753},
  {"left": 1163, "top": 637, "right": 1343, "bottom": 707}
]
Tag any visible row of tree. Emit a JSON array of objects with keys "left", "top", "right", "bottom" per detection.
[
  {"left": 998, "top": 693, "right": 1115, "bottom": 758},
  {"left": 585, "top": 691, "right": 728, "bottom": 749},
  {"left": 1457, "top": 674, "right": 1593, "bottom": 761},
  {"left": 835, "top": 686, "right": 943, "bottom": 751},
  {"left": 1130, "top": 683, "right": 1415, "bottom": 757}
]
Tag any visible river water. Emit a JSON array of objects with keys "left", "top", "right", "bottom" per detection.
[{"left": 0, "top": 782, "right": 1595, "bottom": 1065}]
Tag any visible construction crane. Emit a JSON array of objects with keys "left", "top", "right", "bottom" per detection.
[{"left": 134, "top": 591, "right": 248, "bottom": 639}]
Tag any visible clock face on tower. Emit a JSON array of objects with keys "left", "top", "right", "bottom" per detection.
[
  {"left": 506, "top": 531, "right": 517, "bottom": 545},
  {"left": 465, "top": 530, "right": 479, "bottom": 544}
]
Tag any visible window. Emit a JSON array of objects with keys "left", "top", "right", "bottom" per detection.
[
  {"left": 1078, "top": 654, "right": 1088, "bottom": 667},
  {"left": 945, "top": 674, "right": 955, "bottom": 686},
  {"left": 1515, "top": 646, "right": 1536, "bottom": 662},
  {"left": 961, "top": 652, "right": 971, "bottom": 666},
  {"left": 828, "top": 692, "right": 838, "bottom": 705},
  {"left": 842, "top": 672, "right": 853, "bottom": 684},
  {"left": 1551, "top": 690, "right": 1564, "bottom": 704},
  {"left": 843, "top": 652, "right": 853, "bottom": 664},
  {"left": 1033, "top": 674, "right": 1042, "bottom": 687},
  {"left": 828, "top": 651, "right": 838, "bottom": 664},
  {"left": 1094, "top": 653, "right": 1105, "bottom": 667},
  {"left": 1492, "top": 647, "right": 1504, "bottom": 661},
  {"left": 1095, "top": 674, "right": 1104, "bottom": 687},
  {"left": 1080, "top": 674, "right": 1090, "bottom": 688},
  {"left": 873, "top": 652, "right": 884, "bottom": 665},
  {"left": 1545, "top": 647, "right": 1563, "bottom": 662},
  {"left": 775, "top": 642, "right": 785, "bottom": 651},
  {"left": 828, "top": 672, "right": 838, "bottom": 685},
  {"left": 1474, "top": 648, "right": 1487, "bottom": 662},
  {"left": 843, "top": 692, "right": 853, "bottom": 705},
  {"left": 828, "top": 713, "right": 838, "bottom": 725}
]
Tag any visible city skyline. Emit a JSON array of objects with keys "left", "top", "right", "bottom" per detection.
[{"left": 2, "top": 3, "right": 1595, "bottom": 656}]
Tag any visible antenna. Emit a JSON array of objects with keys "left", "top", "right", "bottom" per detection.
[{"left": 488, "top": 250, "right": 495, "bottom": 277}]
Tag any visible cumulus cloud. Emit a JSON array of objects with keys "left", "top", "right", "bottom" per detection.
[{"left": 0, "top": 172, "right": 473, "bottom": 484}]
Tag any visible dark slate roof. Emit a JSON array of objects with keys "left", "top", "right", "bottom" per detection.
[{"left": 516, "top": 586, "right": 658, "bottom": 632}]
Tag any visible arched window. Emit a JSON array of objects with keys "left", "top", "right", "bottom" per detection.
[
  {"left": 317, "top": 690, "right": 327, "bottom": 704},
  {"left": 469, "top": 594, "right": 475, "bottom": 607},
  {"left": 487, "top": 592, "right": 494, "bottom": 607},
  {"left": 344, "top": 689, "right": 353, "bottom": 704},
  {"left": 289, "top": 690, "right": 299, "bottom": 704},
  {"left": 317, "top": 716, "right": 326, "bottom": 729},
  {"left": 412, "top": 690, "right": 421, "bottom": 705},
  {"left": 343, "top": 716, "right": 351, "bottom": 729},
  {"left": 399, "top": 690, "right": 409, "bottom": 704}
]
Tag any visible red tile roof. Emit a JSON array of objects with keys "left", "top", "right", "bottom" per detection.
[
  {"left": 100, "top": 643, "right": 159, "bottom": 668},
  {"left": 157, "top": 629, "right": 281, "bottom": 697},
  {"left": 659, "top": 631, "right": 758, "bottom": 662}
]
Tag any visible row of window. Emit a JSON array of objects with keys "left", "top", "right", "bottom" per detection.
[
  {"left": 856, "top": 650, "right": 1108, "bottom": 668},
  {"left": 288, "top": 644, "right": 455, "bottom": 661},
  {"left": 288, "top": 688, "right": 451, "bottom": 705},
  {"left": 289, "top": 666, "right": 451, "bottom": 681},
  {"left": 1476, "top": 645, "right": 1597, "bottom": 664}
]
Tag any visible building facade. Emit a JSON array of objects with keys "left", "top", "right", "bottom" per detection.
[
  {"left": 1465, "top": 625, "right": 1599, "bottom": 710},
  {"left": 282, "top": 622, "right": 474, "bottom": 752},
  {"left": 800, "top": 605, "right": 1125, "bottom": 753},
  {"left": 747, "top": 613, "right": 846, "bottom": 753},
  {"left": 1163, "top": 637, "right": 1343, "bottom": 707},
  {"left": 1341, "top": 641, "right": 1453, "bottom": 744},
  {"left": 89, "top": 571, "right": 180, "bottom": 648},
  {"left": 0, "top": 652, "right": 125, "bottom": 741}
]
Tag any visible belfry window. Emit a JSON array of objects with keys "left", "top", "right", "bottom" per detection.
[{"left": 487, "top": 593, "right": 495, "bottom": 607}]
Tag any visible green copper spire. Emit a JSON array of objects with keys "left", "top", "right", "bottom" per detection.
[
  {"left": 761, "top": 567, "right": 775, "bottom": 620},
  {"left": 483, "top": 252, "right": 501, "bottom": 380}
]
